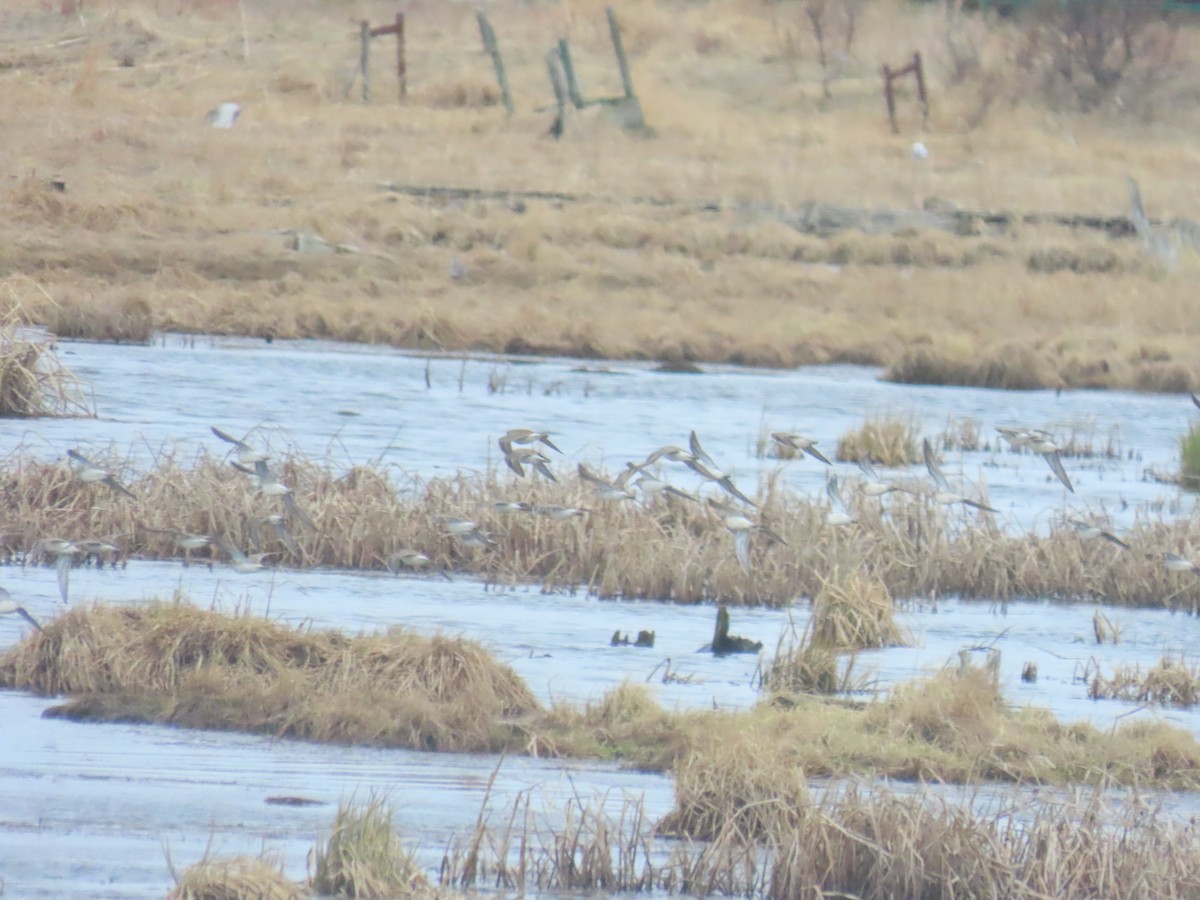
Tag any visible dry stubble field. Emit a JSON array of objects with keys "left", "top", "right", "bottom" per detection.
[{"left": 4, "top": 0, "right": 1200, "bottom": 389}]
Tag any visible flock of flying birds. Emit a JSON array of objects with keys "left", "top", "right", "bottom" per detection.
[
  {"left": 0, "top": 427, "right": 320, "bottom": 631},
  {"left": 0, "top": 406, "right": 1192, "bottom": 633}
]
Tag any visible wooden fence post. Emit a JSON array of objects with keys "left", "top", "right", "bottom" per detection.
[
  {"left": 395, "top": 13, "right": 406, "bottom": 99},
  {"left": 605, "top": 5, "right": 635, "bottom": 100},
  {"left": 557, "top": 38, "right": 586, "bottom": 108},
  {"left": 913, "top": 51, "right": 928, "bottom": 127},
  {"left": 544, "top": 49, "right": 567, "bottom": 138},
  {"left": 476, "top": 10, "right": 514, "bottom": 116},
  {"left": 359, "top": 20, "right": 371, "bottom": 103},
  {"left": 882, "top": 63, "right": 897, "bottom": 134}
]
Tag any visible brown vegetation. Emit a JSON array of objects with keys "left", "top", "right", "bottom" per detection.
[
  {"left": 440, "top": 783, "right": 1200, "bottom": 897},
  {"left": 1090, "top": 654, "right": 1200, "bottom": 708},
  {"left": 0, "top": 602, "right": 538, "bottom": 752},
  {"left": 309, "top": 795, "right": 428, "bottom": 899},
  {"left": 0, "top": 303, "right": 93, "bottom": 418},
  {"left": 168, "top": 854, "right": 304, "bottom": 900},
  {"left": 5, "top": 603, "right": 1200, "bottom": 793},
  {"left": 5, "top": 446, "right": 1200, "bottom": 609},
  {"left": 1, "top": 2, "right": 1200, "bottom": 389}
]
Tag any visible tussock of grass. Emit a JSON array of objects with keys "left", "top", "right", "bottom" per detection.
[
  {"left": 0, "top": 304, "right": 94, "bottom": 418},
  {"left": 531, "top": 683, "right": 685, "bottom": 767},
  {"left": 834, "top": 413, "right": 917, "bottom": 466},
  {"left": 657, "top": 733, "right": 809, "bottom": 841},
  {"left": 309, "top": 795, "right": 427, "bottom": 899},
  {"left": 0, "top": 603, "right": 539, "bottom": 751},
  {"left": 808, "top": 572, "right": 908, "bottom": 650},
  {"left": 886, "top": 342, "right": 1062, "bottom": 390},
  {"left": 1090, "top": 655, "right": 1200, "bottom": 708},
  {"left": 168, "top": 854, "right": 304, "bottom": 900}
]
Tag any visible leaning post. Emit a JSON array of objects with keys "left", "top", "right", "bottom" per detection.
[
  {"left": 359, "top": 20, "right": 371, "bottom": 103},
  {"left": 476, "top": 10, "right": 515, "bottom": 117},
  {"left": 605, "top": 5, "right": 635, "bottom": 100}
]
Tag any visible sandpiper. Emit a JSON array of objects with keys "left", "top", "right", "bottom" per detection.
[
  {"left": 1164, "top": 552, "right": 1200, "bottom": 575},
  {"left": 996, "top": 427, "right": 1074, "bottom": 492},
  {"left": 388, "top": 549, "right": 432, "bottom": 571},
  {"left": 212, "top": 535, "right": 272, "bottom": 574},
  {"left": 921, "top": 439, "right": 999, "bottom": 513},
  {"left": 855, "top": 457, "right": 898, "bottom": 498},
  {"left": 1064, "top": 517, "right": 1129, "bottom": 550},
  {"left": 28, "top": 538, "right": 79, "bottom": 605},
  {"left": 532, "top": 504, "right": 589, "bottom": 520},
  {"left": 66, "top": 449, "right": 136, "bottom": 499},
  {"left": 251, "top": 514, "right": 302, "bottom": 559},
  {"left": 578, "top": 463, "right": 637, "bottom": 502},
  {"left": 499, "top": 429, "right": 562, "bottom": 454},
  {"left": 502, "top": 446, "right": 557, "bottom": 482},
  {"left": 238, "top": 460, "right": 317, "bottom": 529},
  {"left": 145, "top": 528, "right": 212, "bottom": 566},
  {"left": 211, "top": 426, "right": 271, "bottom": 465},
  {"left": 707, "top": 498, "right": 786, "bottom": 575},
  {"left": 825, "top": 473, "right": 856, "bottom": 527},
  {"left": 0, "top": 587, "right": 41, "bottom": 631},
  {"left": 631, "top": 467, "right": 699, "bottom": 503},
  {"left": 770, "top": 432, "right": 832, "bottom": 465}
]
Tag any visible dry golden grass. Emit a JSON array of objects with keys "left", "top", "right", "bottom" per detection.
[
  {"left": 1090, "top": 654, "right": 1200, "bottom": 708},
  {"left": 0, "top": 301, "right": 94, "bottom": 418},
  {"left": 6, "top": 601, "right": 1200, "bottom": 791},
  {"left": 309, "top": 795, "right": 428, "bottom": 899},
  {"left": 808, "top": 572, "right": 910, "bottom": 649},
  {"left": 442, "top": 783, "right": 1200, "bottom": 897},
  {"left": 7, "top": 446, "right": 1200, "bottom": 609},
  {"left": 0, "top": 1, "right": 1199, "bottom": 388},
  {"left": 168, "top": 854, "right": 305, "bottom": 900},
  {"left": 0, "top": 602, "right": 539, "bottom": 751},
  {"left": 835, "top": 412, "right": 920, "bottom": 466}
]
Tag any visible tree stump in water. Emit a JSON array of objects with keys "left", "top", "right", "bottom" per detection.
[
  {"left": 711, "top": 605, "right": 762, "bottom": 656},
  {"left": 611, "top": 629, "right": 655, "bottom": 647}
]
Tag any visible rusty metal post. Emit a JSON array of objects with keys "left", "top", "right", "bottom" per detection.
[
  {"left": 359, "top": 20, "right": 371, "bottom": 103},
  {"left": 396, "top": 13, "right": 406, "bottom": 99},
  {"left": 913, "top": 51, "right": 928, "bottom": 127},
  {"left": 882, "top": 64, "right": 897, "bottom": 134}
]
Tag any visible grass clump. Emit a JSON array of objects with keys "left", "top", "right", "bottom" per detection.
[
  {"left": 0, "top": 306, "right": 93, "bottom": 418},
  {"left": 835, "top": 413, "right": 918, "bottom": 466},
  {"left": 657, "top": 731, "right": 809, "bottom": 841},
  {"left": 808, "top": 572, "right": 909, "bottom": 650},
  {"left": 309, "top": 795, "right": 427, "bottom": 898},
  {"left": 0, "top": 602, "right": 539, "bottom": 752},
  {"left": 1090, "top": 655, "right": 1200, "bottom": 708},
  {"left": 1181, "top": 425, "right": 1200, "bottom": 489},
  {"left": 168, "top": 854, "right": 304, "bottom": 900}
]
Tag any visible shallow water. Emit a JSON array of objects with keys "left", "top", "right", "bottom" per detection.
[
  {"left": 0, "top": 690, "right": 677, "bottom": 898},
  {"left": 11, "top": 334, "right": 1196, "bottom": 535},
  {"left": 5, "top": 336, "right": 1200, "bottom": 896}
]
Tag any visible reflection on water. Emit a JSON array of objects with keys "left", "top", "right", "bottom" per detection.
[{"left": 4, "top": 336, "right": 1200, "bottom": 896}]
